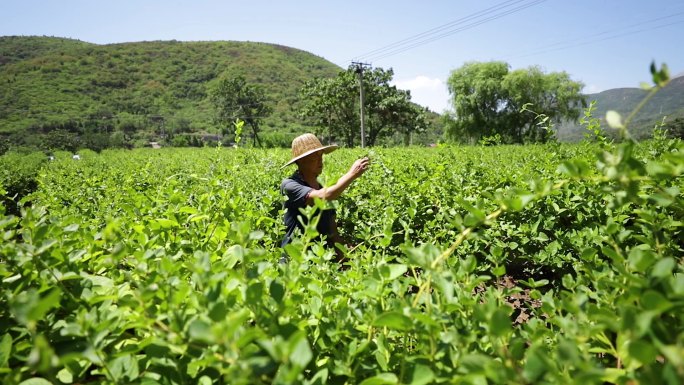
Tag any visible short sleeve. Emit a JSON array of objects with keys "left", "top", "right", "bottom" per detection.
[{"left": 281, "top": 178, "right": 313, "bottom": 205}]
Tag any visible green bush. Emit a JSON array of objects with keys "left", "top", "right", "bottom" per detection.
[
  {"left": 41, "top": 129, "right": 80, "bottom": 152},
  {"left": 1, "top": 141, "right": 682, "bottom": 384},
  {"left": 260, "top": 131, "right": 296, "bottom": 148},
  {"left": 0, "top": 151, "right": 46, "bottom": 215}
]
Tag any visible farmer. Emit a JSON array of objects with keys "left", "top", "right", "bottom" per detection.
[{"left": 280, "top": 133, "right": 370, "bottom": 261}]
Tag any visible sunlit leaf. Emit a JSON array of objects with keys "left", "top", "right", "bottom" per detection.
[
  {"left": 605, "top": 110, "right": 623, "bottom": 129},
  {"left": 372, "top": 312, "right": 412, "bottom": 331}
]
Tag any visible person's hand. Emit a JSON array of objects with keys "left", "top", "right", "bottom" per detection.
[{"left": 348, "top": 157, "right": 370, "bottom": 179}]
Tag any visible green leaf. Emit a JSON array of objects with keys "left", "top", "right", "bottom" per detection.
[
  {"left": 208, "top": 302, "right": 228, "bottom": 322},
  {"left": 672, "top": 274, "right": 684, "bottom": 296},
  {"left": 404, "top": 246, "right": 434, "bottom": 268},
  {"left": 289, "top": 332, "right": 313, "bottom": 368},
  {"left": 270, "top": 281, "right": 285, "bottom": 303},
  {"left": 56, "top": 368, "right": 73, "bottom": 384},
  {"left": 188, "top": 319, "right": 214, "bottom": 344},
  {"left": 359, "top": 373, "right": 398, "bottom": 385},
  {"left": 381, "top": 264, "right": 408, "bottom": 281},
  {"left": 108, "top": 354, "right": 139, "bottom": 381},
  {"left": 649, "top": 192, "right": 675, "bottom": 206},
  {"left": 409, "top": 364, "right": 434, "bottom": 385},
  {"left": 0, "top": 334, "right": 11, "bottom": 367},
  {"left": 605, "top": 110, "right": 623, "bottom": 129},
  {"left": 557, "top": 339, "right": 580, "bottom": 364},
  {"left": 11, "top": 288, "right": 62, "bottom": 325},
  {"left": 601, "top": 246, "right": 623, "bottom": 263},
  {"left": 641, "top": 290, "right": 672, "bottom": 313},
  {"left": 35, "top": 240, "right": 57, "bottom": 255},
  {"left": 650, "top": 61, "right": 670, "bottom": 87},
  {"left": 461, "top": 255, "right": 477, "bottom": 273},
  {"left": 557, "top": 159, "right": 591, "bottom": 178},
  {"left": 628, "top": 246, "right": 656, "bottom": 272},
  {"left": 458, "top": 199, "right": 485, "bottom": 225},
  {"left": 651, "top": 257, "right": 675, "bottom": 278},
  {"left": 246, "top": 282, "right": 264, "bottom": 306},
  {"left": 520, "top": 278, "right": 549, "bottom": 288},
  {"left": 636, "top": 311, "right": 657, "bottom": 337},
  {"left": 372, "top": 312, "right": 412, "bottom": 331},
  {"left": 150, "top": 218, "right": 179, "bottom": 230},
  {"left": 581, "top": 247, "right": 597, "bottom": 261},
  {"left": 63, "top": 223, "right": 79, "bottom": 232},
  {"left": 189, "top": 214, "right": 210, "bottom": 222},
  {"left": 523, "top": 348, "right": 547, "bottom": 382},
  {"left": 659, "top": 345, "right": 684, "bottom": 368},
  {"left": 374, "top": 349, "right": 389, "bottom": 371},
  {"left": 309, "top": 368, "right": 329, "bottom": 385},
  {"left": 18, "top": 379, "right": 53, "bottom": 385},
  {"left": 490, "top": 307, "right": 511, "bottom": 337},
  {"left": 628, "top": 340, "right": 657, "bottom": 365},
  {"left": 646, "top": 161, "right": 676, "bottom": 178}
]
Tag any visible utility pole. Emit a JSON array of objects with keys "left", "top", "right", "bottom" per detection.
[{"left": 352, "top": 61, "right": 371, "bottom": 148}]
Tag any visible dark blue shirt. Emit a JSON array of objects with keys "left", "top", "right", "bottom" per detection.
[{"left": 281, "top": 171, "right": 336, "bottom": 248}]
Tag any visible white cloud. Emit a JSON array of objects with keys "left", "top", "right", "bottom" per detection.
[
  {"left": 392, "top": 76, "right": 451, "bottom": 113},
  {"left": 584, "top": 84, "right": 602, "bottom": 94}
]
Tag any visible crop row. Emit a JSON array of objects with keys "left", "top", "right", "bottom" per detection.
[{"left": 1, "top": 138, "right": 683, "bottom": 384}]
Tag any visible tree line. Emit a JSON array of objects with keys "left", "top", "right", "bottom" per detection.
[
  {"left": 209, "top": 61, "right": 589, "bottom": 148},
  {"left": 11, "top": 59, "right": 674, "bottom": 154}
]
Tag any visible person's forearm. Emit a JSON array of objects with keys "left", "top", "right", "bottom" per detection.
[
  {"left": 307, "top": 157, "right": 368, "bottom": 203},
  {"left": 305, "top": 172, "right": 354, "bottom": 202},
  {"left": 318, "top": 171, "right": 356, "bottom": 201}
]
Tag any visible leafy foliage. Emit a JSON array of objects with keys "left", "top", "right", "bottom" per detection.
[
  {"left": 209, "top": 75, "right": 273, "bottom": 146},
  {"left": 446, "top": 61, "right": 585, "bottom": 143},
  {"left": 298, "top": 67, "right": 429, "bottom": 147},
  {"left": 0, "top": 151, "right": 47, "bottom": 215},
  {"left": 0, "top": 130, "right": 683, "bottom": 384},
  {"left": 2, "top": 47, "right": 684, "bottom": 383},
  {"left": 0, "top": 36, "right": 340, "bottom": 149}
]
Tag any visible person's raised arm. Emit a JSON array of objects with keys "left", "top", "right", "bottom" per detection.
[{"left": 307, "top": 157, "right": 369, "bottom": 203}]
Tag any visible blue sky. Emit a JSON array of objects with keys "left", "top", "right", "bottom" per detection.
[{"left": 2, "top": 0, "right": 683, "bottom": 112}]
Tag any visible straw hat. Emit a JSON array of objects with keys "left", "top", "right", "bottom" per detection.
[{"left": 282, "top": 133, "right": 338, "bottom": 168}]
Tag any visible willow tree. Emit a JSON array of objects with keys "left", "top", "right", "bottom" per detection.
[{"left": 446, "top": 61, "right": 585, "bottom": 143}]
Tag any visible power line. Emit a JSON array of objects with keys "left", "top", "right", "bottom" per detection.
[
  {"left": 503, "top": 11, "right": 684, "bottom": 60},
  {"left": 366, "top": 0, "right": 547, "bottom": 62},
  {"left": 353, "top": 0, "right": 547, "bottom": 63},
  {"left": 352, "top": 0, "right": 526, "bottom": 60}
]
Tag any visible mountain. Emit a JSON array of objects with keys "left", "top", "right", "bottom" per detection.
[
  {"left": 0, "top": 36, "right": 342, "bottom": 146},
  {"left": 556, "top": 74, "right": 684, "bottom": 141}
]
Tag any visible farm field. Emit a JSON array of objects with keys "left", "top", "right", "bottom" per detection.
[{"left": 1, "top": 139, "right": 683, "bottom": 384}]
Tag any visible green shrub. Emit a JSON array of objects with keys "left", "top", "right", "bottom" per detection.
[{"left": 0, "top": 151, "right": 46, "bottom": 215}]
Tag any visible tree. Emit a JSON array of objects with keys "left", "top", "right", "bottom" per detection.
[
  {"left": 446, "top": 61, "right": 585, "bottom": 143},
  {"left": 298, "top": 66, "right": 427, "bottom": 147},
  {"left": 209, "top": 75, "right": 272, "bottom": 146},
  {"left": 299, "top": 71, "right": 358, "bottom": 146},
  {"left": 42, "top": 129, "right": 79, "bottom": 152}
]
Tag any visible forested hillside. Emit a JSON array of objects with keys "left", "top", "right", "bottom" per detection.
[
  {"left": 557, "top": 75, "right": 684, "bottom": 141},
  {"left": 0, "top": 36, "right": 342, "bottom": 148}
]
